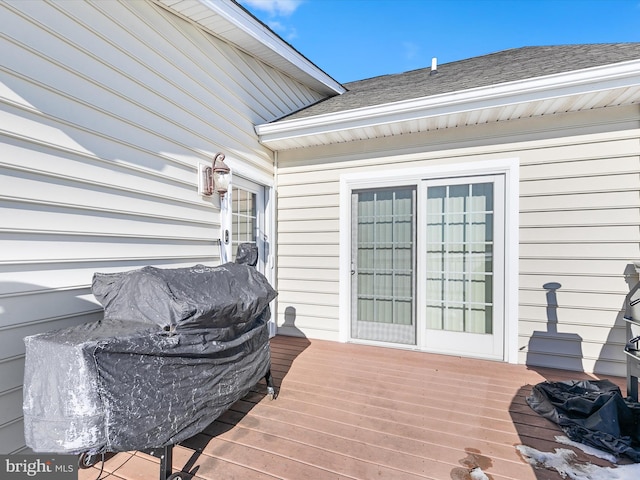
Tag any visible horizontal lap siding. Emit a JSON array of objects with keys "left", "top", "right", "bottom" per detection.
[
  {"left": 0, "top": 0, "right": 325, "bottom": 453},
  {"left": 277, "top": 173, "right": 341, "bottom": 339},
  {"left": 518, "top": 134, "right": 640, "bottom": 376},
  {"left": 276, "top": 110, "right": 640, "bottom": 378}
]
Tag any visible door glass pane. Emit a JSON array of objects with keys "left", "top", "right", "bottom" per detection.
[
  {"left": 425, "top": 182, "right": 494, "bottom": 334},
  {"left": 231, "top": 187, "right": 256, "bottom": 261},
  {"left": 352, "top": 187, "right": 416, "bottom": 344}
]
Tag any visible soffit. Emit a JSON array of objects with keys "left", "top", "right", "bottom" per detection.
[
  {"left": 255, "top": 60, "right": 640, "bottom": 151},
  {"left": 155, "top": 0, "right": 344, "bottom": 96}
]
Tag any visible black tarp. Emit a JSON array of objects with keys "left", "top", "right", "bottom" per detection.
[
  {"left": 527, "top": 379, "right": 640, "bottom": 461},
  {"left": 23, "top": 262, "right": 277, "bottom": 454}
]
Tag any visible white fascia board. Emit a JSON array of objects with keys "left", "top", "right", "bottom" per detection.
[
  {"left": 256, "top": 59, "right": 640, "bottom": 143},
  {"left": 196, "top": 0, "right": 344, "bottom": 95}
]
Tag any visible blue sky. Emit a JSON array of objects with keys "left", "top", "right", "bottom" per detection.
[{"left": 239, "top": 0, "right": 640, "bottom": 83}]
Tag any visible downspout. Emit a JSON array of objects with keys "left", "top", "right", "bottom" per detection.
[
  {"left": 271, "top": 150, "right": 279, "bottom": 337},
  {"left": 273, "top": 149, "right": 278, "bottom": 277}
]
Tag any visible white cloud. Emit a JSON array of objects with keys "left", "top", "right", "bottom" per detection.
[
  {"left": 242, "top": 0, "right": 303, "bottom": 16},
  {"left": 402, "top": 41, "right": 420, "bottom": 61},
  {"left": 241, "top": 0, "right": 301, "bottom": 41},
  {"left": 266, "top": 20, "right": 298, "bottom": 41}
]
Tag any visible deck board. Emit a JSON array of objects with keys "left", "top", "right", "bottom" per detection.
[{"left": 78, "top": 335, "right": 626, "bottom": 480}]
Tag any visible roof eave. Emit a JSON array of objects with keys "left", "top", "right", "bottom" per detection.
[
  {"left": 155, "top": 0, "right": 345, "bottom": 96},
  {"left": 256, "top": 59, "right": 640, "bottom": 150}
]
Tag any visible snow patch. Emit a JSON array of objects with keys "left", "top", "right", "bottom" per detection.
[
  {"left": 554, "top": 435, "right": 618, "bottom": 464},
  {"left": 469, "top": 467, "right": 490, "bottom": 480},
  {"left": 517, "top": 444, "right": 640, "bottom": 480}
]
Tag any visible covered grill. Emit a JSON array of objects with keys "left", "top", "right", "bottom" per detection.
[{"left": 23, "top": 252, "right": 276, "bottom": 478}]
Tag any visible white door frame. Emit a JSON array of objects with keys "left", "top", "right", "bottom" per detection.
[
  {"left": 339, "top": 157, "right": 519, "bottom": 363},
  {"left": 225, "top": 176, "right": 267, "bottom": 272},
  {"left": 220, "top": 160, "right": 276, "bottom": 335}
]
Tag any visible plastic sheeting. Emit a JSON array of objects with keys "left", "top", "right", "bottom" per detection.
[
  {"left": 23, "top": 262, "right": 277, "bottom": 454},
  {"left": 92, "top": 263, "right": 275, "bottom": 334},
  {"left": 527, "top": 380, "right": 640, "bottom": 461}
]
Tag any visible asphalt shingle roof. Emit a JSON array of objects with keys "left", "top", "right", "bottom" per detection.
[{"left": 280, "top": 43, "right": 640, "bottom": 121}]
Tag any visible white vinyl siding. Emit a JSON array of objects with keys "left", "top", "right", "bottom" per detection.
[
  {"left": 275, "top": 106, "right": 640, "bottom": 376},
  {"left": 518, "top": 132, "right": 640, "bottom": 376},
  {"left": 276, "top": 175, "right": 341, "bottom": 339},
  {"left": 0, "top": 0, "right": 325, "bottom": 453}
]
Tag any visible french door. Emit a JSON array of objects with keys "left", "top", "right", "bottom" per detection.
[
  {"left": 227, "top": 177, "right": 276, "bottom": 337},
  {"left": 419, "top": 175, "right": 505, "bottom": 359},
  {"left": 351, "top": 187, "right": 417, "bottom": 345},
  {"left": 229, "top": 177, "right": 266, "bottom": 274},
  {"left": 351, "top": 174, "right": 505, "bottom": 360}
]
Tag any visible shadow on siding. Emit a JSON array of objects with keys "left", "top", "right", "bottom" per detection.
[
  {"left": 525, "top": 282, "right": 585, "bottom": 373},
  {"left": 594, "top": 263, "right": 638, "bottom": 380}
]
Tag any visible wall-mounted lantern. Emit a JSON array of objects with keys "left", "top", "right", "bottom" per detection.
[{"left": 200, "top": 152, "right": 230, "bottom": 199}]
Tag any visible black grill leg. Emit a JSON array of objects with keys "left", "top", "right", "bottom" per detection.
[
  {"left": 159, "top": 444, "right": 173, "bottom": 480},
  {"left": 265, "top": 369, "right": 276, "bottom": 400}
]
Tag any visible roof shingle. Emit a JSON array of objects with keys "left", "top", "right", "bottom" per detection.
[{"left": 279, "top": 43, "right": 640, "bottom": 121}]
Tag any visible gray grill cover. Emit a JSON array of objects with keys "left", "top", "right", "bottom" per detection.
[{"left": 23, "top": 263, "right": 276, "bottom": 454}]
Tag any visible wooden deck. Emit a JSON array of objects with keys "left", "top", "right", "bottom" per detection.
[{"left": 78, "top": 335, "right": 626, "bottom": 480}]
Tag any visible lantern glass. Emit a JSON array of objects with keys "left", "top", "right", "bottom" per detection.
[{"left": 214, "top": 171, "right": 230, "bottom": 195}]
